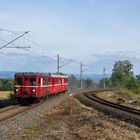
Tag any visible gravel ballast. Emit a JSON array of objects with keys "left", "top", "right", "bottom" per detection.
[{"left": 0, "top": 93, "right": 73, "bottom": 140}]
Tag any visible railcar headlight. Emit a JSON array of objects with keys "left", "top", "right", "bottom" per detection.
[
  {"left": 32, "top": 89, "right": 35, "bottom": 92},
  {"left": 16, "top": 88, "right": 18, "bottom": 92}
]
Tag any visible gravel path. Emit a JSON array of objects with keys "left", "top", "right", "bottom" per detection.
[{"left": 0, "top": 93, "right": 74, "bottom": 140}]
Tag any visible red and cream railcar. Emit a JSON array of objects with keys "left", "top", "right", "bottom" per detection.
[{"left": 14, "top": 72, "right": 68, "bottom": 102}]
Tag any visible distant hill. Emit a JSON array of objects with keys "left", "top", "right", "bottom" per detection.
[
  {"left": 0, "top": 71, "right": 16, "bottom": 79},
  {"left": 0, "top": 71, "right": 111, "bottom": 82},
  {"left": 68, "top": 74, "right": 111, "bottom": 83}
]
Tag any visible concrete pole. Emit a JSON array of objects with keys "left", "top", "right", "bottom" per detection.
[
  {"left": 57, "top": 54, "right": 60, "bottom": 75},
  {"left": 103, "top": 67, "right": 106, "bottom": 89},
  {"left": 80, "top": 61, "right": 83, "bottom": 90}
]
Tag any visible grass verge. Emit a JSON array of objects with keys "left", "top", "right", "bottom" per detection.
[{"left": 0, "top": 91, "right": 13, "bottom": 100}]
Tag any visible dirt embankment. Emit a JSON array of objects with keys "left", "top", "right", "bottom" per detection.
[{"left": 15, "top": 95, "right": 140, "bottom": 140}]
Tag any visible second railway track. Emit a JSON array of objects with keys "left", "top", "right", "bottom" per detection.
[
  {"left": 0, "top": 102, "right": 44, "bottom": 122},
  {"left": 0, "top": 89, "right": 80, "bottom": 123},
  {"left": 75, "top": 89, "right": 140, "bottom": 127}
]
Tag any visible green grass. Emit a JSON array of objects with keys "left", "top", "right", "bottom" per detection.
[
  {"left": 27, "top": 126, "right": 40, "bottom": 133},
  {"left": 19, "top": 125, "right": 41, "bottom": 140}
]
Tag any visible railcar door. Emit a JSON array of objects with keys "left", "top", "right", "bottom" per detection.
[
  {"left": 43, "top": 77, "right": 51, "bottom": 96},
  {"left": 52, "top": 78, "right": 55, "bottom": 94},
  {"left": 38, "top": 77, "right": 43, "bottom": 97},
  {"left": 62, "top": 78, "right": 65, "bottom": 91},
  {"left": 23, "top": 77, "right": 30, "bottom": 97},
  {"left": 30, "top": 78, "right": 36, "bottom": 97}
]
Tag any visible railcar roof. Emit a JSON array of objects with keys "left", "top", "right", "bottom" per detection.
[
  {"left": 15, "top": 72, "right": 68, "bottom": 78},
  {"left": 51, "top": 75, "right": 68, "bottom": 78},
  {"left": 15, "top": 72, "right": 51, "bottom": 76}
]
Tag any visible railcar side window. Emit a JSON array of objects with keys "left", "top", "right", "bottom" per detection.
[
  {"left": 48, "top": 78, "right": 51, "bottom": 83},
  {"left": 43, "top": 78, "right": 48, "bottom": 85},
  {"left": 16, "top": 78, "right": 22, "bottom": 85},
  {"left": 43, "top": 78, "right": 50, "bottom": 85},
  {"left": 30, "top": 78, "right": 36, "bottom": 86}
]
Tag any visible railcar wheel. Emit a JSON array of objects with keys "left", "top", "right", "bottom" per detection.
[
  {"left": 17, "top": 98, "right": 22, "bottom": 103},
  {"left": 17, "top": 97, "right": 26, "bottom": 105}
]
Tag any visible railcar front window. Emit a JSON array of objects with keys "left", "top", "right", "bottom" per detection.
[
  {"left": 16, "top": 78, "right": 22, "bottom": 85},
  {"left": 25, "top": 78, "right": 28, "bottom": 81},
  {"left": 30, "top": 78, "right": 36, "bottom": 86}
]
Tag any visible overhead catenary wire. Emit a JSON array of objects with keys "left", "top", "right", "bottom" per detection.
[
  {"left": 0, "top": 26, "right": 43, "bottom": 51},
  {"left": 0, "top": 27, "right": 56, "bottom": 60},
  {"left": 0, "top": 37, "right": 30, "bottom": 49},
  {"left": 0, "top": 26, "right": 74, "bottom": 63},
  {"left": 0, "top": 26, "right": 24, "bottom": 35},
  {"left": 0, "top": 31, "right": 29, "bottom": 50},
  {"left": 0, "top": 26, "right": 95, "bottom": 76}
]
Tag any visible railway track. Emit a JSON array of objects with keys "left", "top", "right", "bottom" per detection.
[
  {"left": 0, "top": 101, "right": 44, "bottom": 122},
  {"left": 0, "top": 105, "right": 19, "bottom": 114},
  {"left": 0, "top": 89, "right": 79, "bottom": 123},
  {"left": 75, "top": 89, "right": 140, "bottom": 127},
  {"left": 0, "top": 98, "right": 19, "bottom": 108}
]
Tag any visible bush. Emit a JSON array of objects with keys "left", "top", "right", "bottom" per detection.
[
  {"left": 8, "top": 91, "right": 14, "bottom": 99},
  {"left": 0, "top": 79, "right": 14, "bottom": 91},
  {"left": 116, "top": 98, "right": 125, "bottom": 104}
]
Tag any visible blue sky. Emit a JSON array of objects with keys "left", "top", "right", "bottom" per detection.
[{"left": 0, "top": 0, "right": 140, "bottom": 74}]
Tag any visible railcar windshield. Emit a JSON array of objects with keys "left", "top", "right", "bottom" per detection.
[
  {"left": 30, "top": 78, "right": 36, "bottom": 86},
  {"left": 25, "top": 78, "right": 28, "bottom": 81},
  {"left": 15, "top": 78, "right": 22, "bottom": 85}
]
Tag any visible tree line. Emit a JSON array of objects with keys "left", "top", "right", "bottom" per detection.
[
  {"left": 68, "top": 75, "right": 96, "bottom": 89},
  {"left": 0, "top": 76, "right": 95, "bottom": 91},
  {"left": 99, "top": 60, "right": 140, "bottom": 93},
  {"left": 0, "top": 79, "right": 13, "bottom": 91},
  {"left": 0, "top": 60, "right": 140, "bottom": 92}
]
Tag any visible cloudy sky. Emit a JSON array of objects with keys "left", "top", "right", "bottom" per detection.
[{"left": 0, "top": 0, "right": 140, "bottom": 74}]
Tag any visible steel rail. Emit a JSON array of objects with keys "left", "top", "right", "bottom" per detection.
[
  {"left": 73, "top": 89, "right": 140, "bottom": 126},
  {"left": 84, "top": 91, "right": 140, "bottom": 115},
  {"left": 0, "top": 105, "right": 20, "bottom": 114},
  {"left": 0, "top": 89, "right": 80, "bottom": 123}
]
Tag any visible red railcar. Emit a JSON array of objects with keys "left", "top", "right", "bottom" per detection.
[{"left": 14, "top": 72, "right": 68, "bottom": 102}]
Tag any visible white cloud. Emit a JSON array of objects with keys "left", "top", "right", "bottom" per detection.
[{"left": 89, "top": 50, "right": 140, "bottom": 74}]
